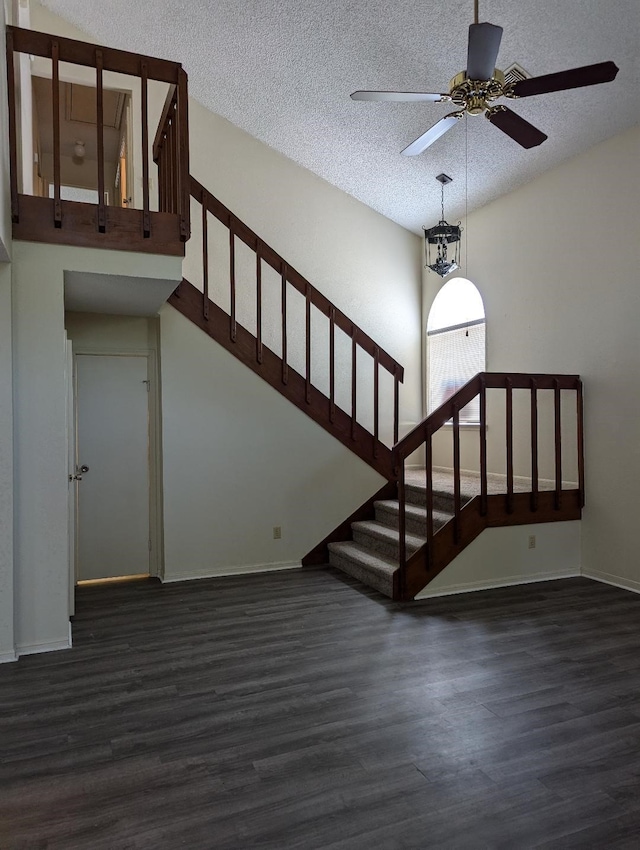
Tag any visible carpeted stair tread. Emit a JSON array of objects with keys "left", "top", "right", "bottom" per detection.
[
  {"left": 375, "top": 499, "right": 452, "bottom": 529},
  {"left": 351, "top": 519, "right": 426, "bottom": 557},
  {"left": 405, "top": 480, "right": 477, "bottom": 501},
  {"left": 328, "top": 541, "right": 397, "bottom": 597}
]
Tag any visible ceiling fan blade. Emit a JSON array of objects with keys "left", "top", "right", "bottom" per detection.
[
  {"left": 487, "top": 107, "right": 547, "bottom": 148},
  {"left": 401, "top": 112, "right": 462, "bottom": 156},
  {"left": 466, "top": 22, "right": 503, "bottom": 80},
  {"left": 511, "top": 61, "right": 619, "bottom": 98},
  {"left": 350, "top": 90, "right": 446, "bottom": 102}
]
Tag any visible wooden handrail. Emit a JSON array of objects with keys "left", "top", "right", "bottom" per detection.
[
  {"left": 395, "top": 372, "right": 580, "bottom": 459},
  {"left": 190, "top": 176, "right": 404, "bottom": 380},
  {"left": 8, "top": 26, "right": 181, "bottom": 83},
  {"left": 391, "top": 371, "right": 584, "bottom": 599}
]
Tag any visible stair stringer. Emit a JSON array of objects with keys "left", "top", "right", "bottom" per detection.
[{"left": 169, "top": 279, "right": 396, "bottom": 479}]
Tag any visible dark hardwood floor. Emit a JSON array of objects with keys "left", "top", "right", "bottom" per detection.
[{"left": 2, "top": 569, "right": 640, "bottom": 848}]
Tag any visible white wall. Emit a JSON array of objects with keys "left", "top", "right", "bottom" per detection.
[
  {"left": 416, "top": 521, "right": 581, "bottom": 598},
  {"left": 160, "top": 306, "right": 384, "bottom": 579},
  {"left": 0, "top": 0, "right": 15, "bottom": 660},
  {"left": 424, "top": 126, "right": 640, "bottom": 591},
  {"left": 184, "top": 99, "right": 423, "bottom": 443},
  {"left": 0, "top": 263, "right": 14, "bottom": 660},
  {"left": 11, "top": 242, "right": 179, "bottom": 653}
]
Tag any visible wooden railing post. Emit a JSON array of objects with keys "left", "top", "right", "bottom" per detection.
[
  {"left": 505, "top": 377, "right": 514, "bottom": 514},
  {"left": 177, "top": 68, "right": 191, "bottom": 241},
  {"left": 398, "top": 457, "right": 407, "bottom": 596},
  {"left": 425, "top": 428, "right": 434, "bottom": 546},
  {"left": 554, "top": 378, "right": 562, "bottom": 510},
  {"left": 169, "top": 112, "right": 177, "bottom": 214},
  {"left": 140, "top": 60, "right": 151, "bottom": 237},
  {"left": 329, "top": 307, "right": 335, "bottom": 421},
  {"left": 281, "top": 263, "right": 288, "bottom": 385},
  {"left": 530, "top": 378, "right": 539, "bottom": 512},
  {"left": 229, "top": 219, "right": 236, "bottom": 342},
  {"left": 393, "top": 367, "right": 400, "bottom": 446},
  {"left": 52, "top": 41, "right": 62, "bottom": 228},
  {"left": 6, "top": 30, "right": 19, "bottom": 223},
  {"left": 95, "top": 49, "right": 106, "bottom": 233},
  {"left": 577, "top": 379, "right": 585, "bottom": 508},
  {"left": 351, "top": 327, "right": 357, "bottom": 439},
  {"left": 479, "top": 375, "right": 488, "bottom": 516},
  {"left": 452, "top": 403, "right": 461, "bottom": 543},
  {"left": 373, "top": 347, "right": 379, "bottom": 457},
  {"left": 256, "top": 240, "right": 263, "bottom": 364},
  {"left": 305, "top": 284, "right": 311, "bottom": 404},
  {"left": 201, "top": 187, "right": 209, "bottom": 321}
]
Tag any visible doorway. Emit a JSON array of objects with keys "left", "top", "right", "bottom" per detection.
[{"left": 74, "top": 353, "right": 154, "bottom": 582}]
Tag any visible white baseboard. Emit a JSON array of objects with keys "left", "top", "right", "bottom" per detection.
[
  {"left": 17, "top": 637, "right": 72, "bottom": 657},
  {"left": 0, "top": 650, "right": 18, "bottom": 664},
  {"left": 415, "top": 569, "right": 580, "bottom": 599},
  {"left": 581, "top": 569, "right": 640, "bottom": 596},
  {"left": 162, "top": 560, "right": 302, "bottom": 583}
]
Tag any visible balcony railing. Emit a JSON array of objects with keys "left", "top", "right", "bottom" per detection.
[{"left": 6, "top": 26, "right": 190, "bottom": 256}]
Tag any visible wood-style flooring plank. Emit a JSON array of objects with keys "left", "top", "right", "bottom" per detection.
[{"left": 1, "top": 571, "right": 640, "bottom": 847}]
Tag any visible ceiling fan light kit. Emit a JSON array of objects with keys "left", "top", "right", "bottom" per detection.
[
  {"left": 424, "top": 173, "right": 462, "bottom": 278},
  {"left": 350, "top": 5, "right": 619, "bottom": 155}
]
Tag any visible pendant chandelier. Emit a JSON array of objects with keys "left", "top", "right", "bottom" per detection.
[{"left": 424, "top": 173, "right": 462, "bottom": 278}]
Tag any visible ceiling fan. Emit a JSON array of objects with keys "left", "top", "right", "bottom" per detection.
[{"left": 350, "top": 1, "right": 619, "bottom": 155}]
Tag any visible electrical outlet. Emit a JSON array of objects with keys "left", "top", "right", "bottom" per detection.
[
  {"left": 273, "top": 526, "right": 282, "bottom": 540},
  {"left": 528, "top": 534, "right": 536, "bottom": 549}
]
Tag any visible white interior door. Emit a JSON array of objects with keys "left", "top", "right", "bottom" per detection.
[{"left": 75, "top": 354, "right": 151, "bottom": 581}]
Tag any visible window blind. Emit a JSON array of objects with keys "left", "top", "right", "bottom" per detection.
[{"left": 427, "top": 320, "right": 485, "bottom": 422}]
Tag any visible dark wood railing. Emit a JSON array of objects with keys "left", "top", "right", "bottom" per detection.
[
  {"left": 170, "top": 175, "right": 404, "bottom": 477},
  {"left": 153, "top": 79, "right": 190, "bottom": 239},
  {"left": 392, "top": 372, "right": 584, "bottom": 599},
  {"left": 7, "top": 26, "right": 190, "bottom": 255}
]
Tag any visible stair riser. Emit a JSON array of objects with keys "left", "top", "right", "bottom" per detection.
[
  {"left": 375, "top": 505, "right": 451, "bottom": 537},
  {"left": 352, "top": 529, "right": 422, "bottom": 561},
  {"left": 328, "top": 551, "right": 394, "bottom": 598},
  {"left": 404, "top": 486, "right": 458, "bottom": 513}
]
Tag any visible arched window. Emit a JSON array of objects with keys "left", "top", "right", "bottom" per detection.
[{"left": 427, "top": 277, "right": 485, "bottom": 423}]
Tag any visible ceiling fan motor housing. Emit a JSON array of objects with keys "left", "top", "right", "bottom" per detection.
[{"left": 449, "top": 68, "right": 507, "bottom": 115}]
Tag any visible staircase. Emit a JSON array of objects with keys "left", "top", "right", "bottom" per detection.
[
  {"left": 328, "top": 471, "right": 454, "bottom": 597},
  {"left": 6, "top": 27, "right": 585, "bottom": 604},
  {"left": 170, "top": 176, "right": 403, "bottom": 480},
  {"left": 305, "top": 373, "right": 585, "bottom": 600}
]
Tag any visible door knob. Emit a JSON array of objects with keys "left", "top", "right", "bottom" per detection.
[{"left": 79, "top": 464, "right": 90, "bottom": 474}]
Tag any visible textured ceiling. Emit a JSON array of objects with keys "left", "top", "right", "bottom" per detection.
[{"left": 41, "top": 0, "right": 640, "bottom": 233}]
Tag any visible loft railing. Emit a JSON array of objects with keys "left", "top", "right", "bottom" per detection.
[
  {"left": 392, "top": 372, "right": 585, "bottom": 599},
  {"left": 6, "top": 26, "right": 190, "bottom": 255},
  {"left": 171, "top": 176, "right": 404, "bottom": 476},
  {"left": 153, "top": 82, "right": 189, "bottom": 238}
]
